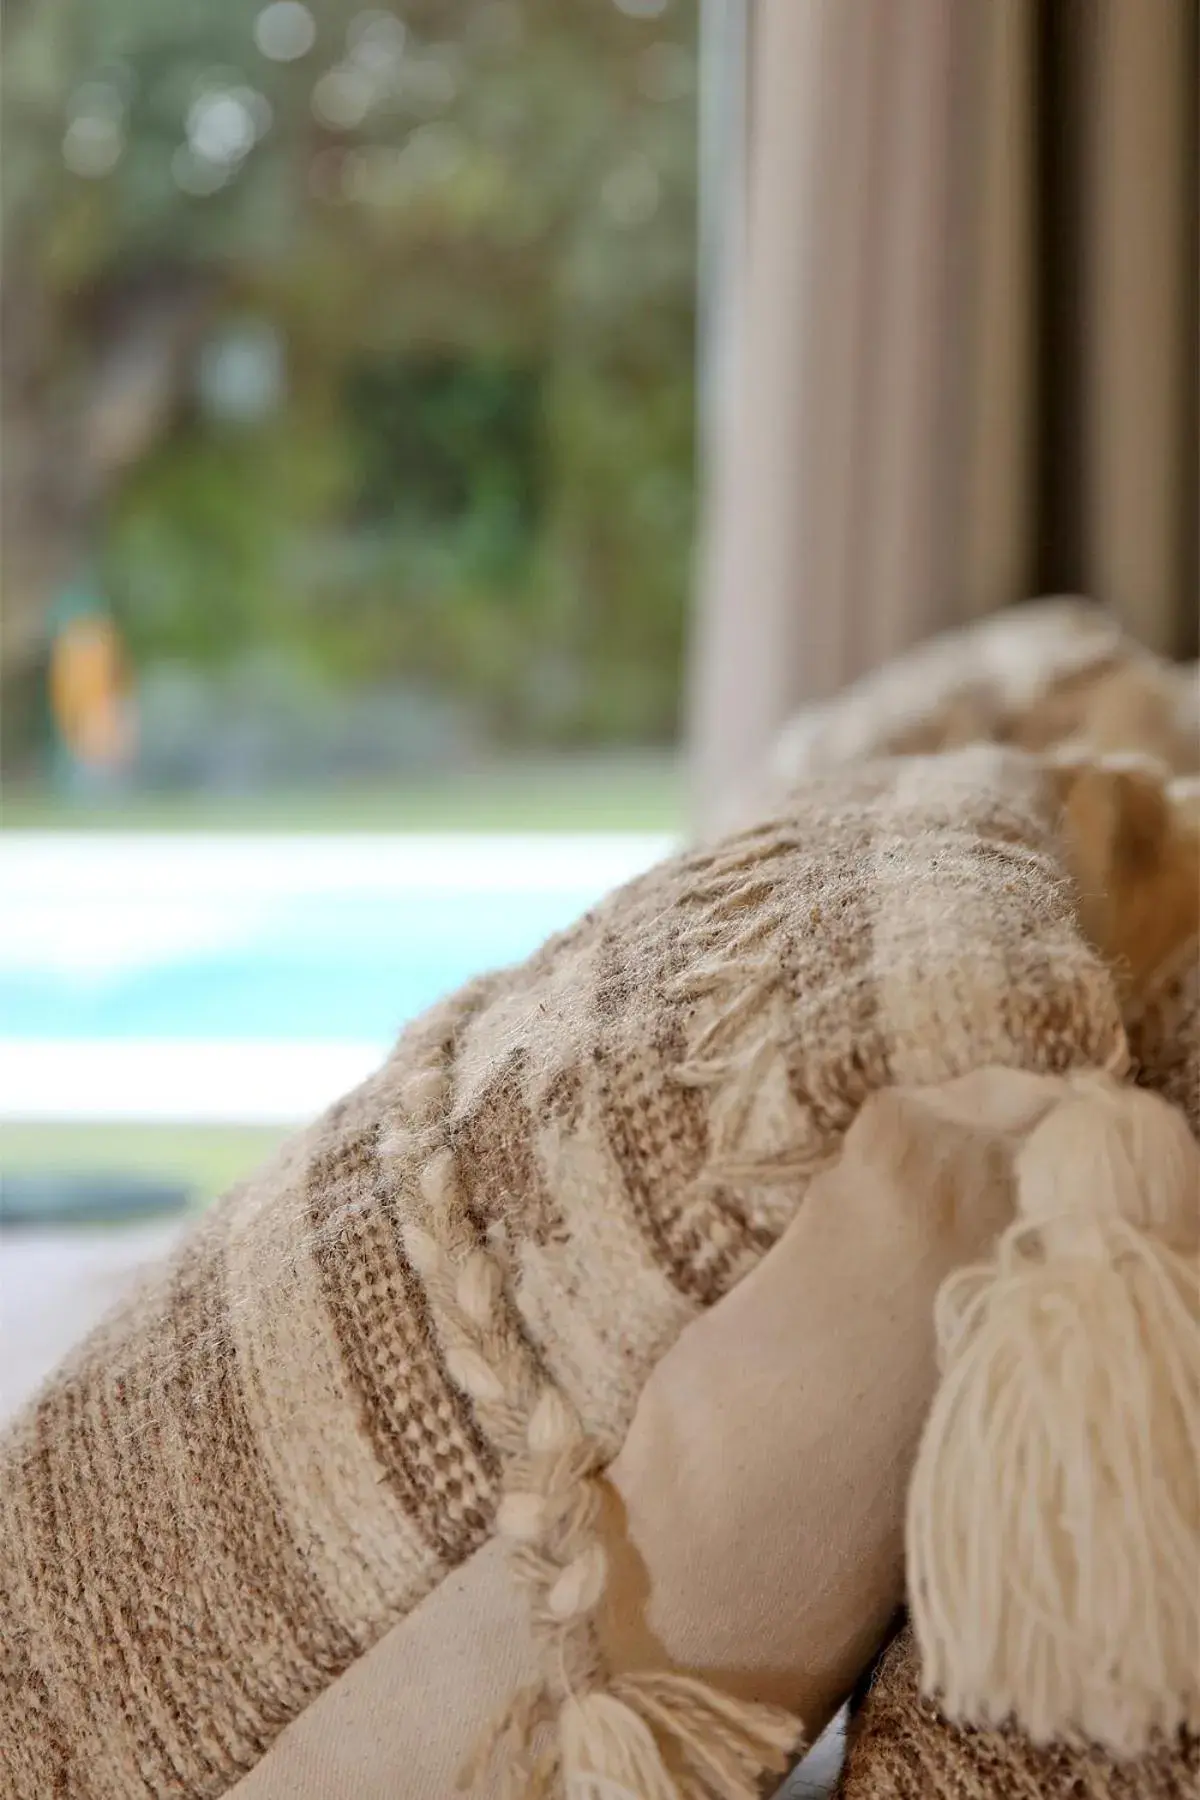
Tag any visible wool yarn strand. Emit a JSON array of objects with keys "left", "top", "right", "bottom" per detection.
[{"left": 907, "top": 1073, "right": 1200, "bottom": 1755}]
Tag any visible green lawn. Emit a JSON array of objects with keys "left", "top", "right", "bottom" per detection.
[
  {"left": 1, "top": 755, "right": 683, "bottom": 833},
  {"left": 1, "top": 1124, "right": 286, "bottom": 1215}
]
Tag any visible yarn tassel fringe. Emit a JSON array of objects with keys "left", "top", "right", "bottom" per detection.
[
  {"left": 907, "top": 1071, "right": 1200, "bottom": 1757},
  {"left": 466, "top": 1671, "right": 801, "bottom": 1799},
  {"left": 601, "top": 1672, "right": 802, "bottom": 1797}
]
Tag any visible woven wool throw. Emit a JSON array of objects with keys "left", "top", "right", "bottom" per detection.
[
  {"left": 898, "top": 764, "right": 1199, "bottom": 1760},
  {"left": 836, "top": 1624, "right": 1200, "bottom": 1800},
  {"left": 772, "top": 598, "right": 1199, "bottom": 791},
  {"left": 213, "top": 1067, "right": 1078, "bottom": 1800},
  {"left": 0, "top": 747, "right": 1128, "bottom": 1800},
  {"left": 840, "top": 871, "right": 1200, "bottom": 1800}
]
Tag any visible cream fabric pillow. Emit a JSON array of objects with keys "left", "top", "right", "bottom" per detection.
[
  {"left": 835, "top": 945, "right": 1200, "bottom": 1799},
  {"left": 228, "top": 1067, "right": 1060, "bottom": 1798},
  {"left": 771, "top": 600, "right": 1199, "bottom": 793},
  {"left": 1, "top": 749, "right": 1123, "bottom": 1800}
]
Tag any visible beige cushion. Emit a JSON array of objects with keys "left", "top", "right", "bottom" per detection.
[
  {"left": 227, "top": 1067, "right": 1062, "bottom": 1799},
  {"left": 772, "top": 600, "right": 1199, "bottom": 794},
  {"left": 0, "top": 747, "right": 1123, "bottom": 1799},
  {"left": 595, "top": 1068, "right": 1060, "bottom": 1738},
  {"left": 229, "top": 1538, "right": 535, "bottom": 1800},
  {"left": 835, "top": 926, "right": 1200, "bottom": 1800}
]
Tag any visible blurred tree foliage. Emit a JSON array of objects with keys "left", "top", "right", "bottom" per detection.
[{"left": 1, "top": 0, "right": 697, "bottom": 773}]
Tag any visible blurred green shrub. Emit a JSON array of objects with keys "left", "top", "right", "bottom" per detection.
[{"left": 2, "top": 0, "right": 697, "bottom": 771}]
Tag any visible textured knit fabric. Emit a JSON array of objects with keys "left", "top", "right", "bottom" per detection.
[
  {"left": 224, "top": 1069, "right": 1062, "bottom": 1800},
  {"left": 0, "top": 746, "right": 1125, "bottom": 1800},
  {"left": 228, "top": 1537, "right": 537, "bottom": 1800},
  {"left": 835, "top": 962, "right": 1200, "bottom": 1800},
  {"left": 772, "top": 600, "right": 1200, "bottom": 791},
  {"left": 837, "top": 1625, "right": 1200, "bottom": 1799}
]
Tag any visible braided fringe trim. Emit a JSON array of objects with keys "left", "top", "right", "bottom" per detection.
[
  {"left": 669, "top": 896, "right": 832, "bottom": 1199},
  {"left": 382, "top": 1011, "right": 804, "bottom": 1798}
]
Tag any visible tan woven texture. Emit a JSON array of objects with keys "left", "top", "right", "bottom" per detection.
[
  {"left": 0, "top": 747, "right": 1125, "bottom": 1800},
  {"left": 838, "top": 1624, "right": 1200, "bottom": 1799},
  {"left": 837, "top": 955, "right": 1200, "bottom": 1800},
  {"left": 773, "top": 599, "right": 1200, "bottom": 788},
  {"left": 1128, "top": 945, "right": 1200, "bottom": 1139}
]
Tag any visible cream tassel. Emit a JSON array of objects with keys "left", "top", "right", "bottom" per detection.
[
  {"left": 907, "top": 1071, "right": 1200, "bottom": 1756},
  {"left": 559, "top": 1691, "right": 682, "bottom": 1800},
  {"left": 558, "top": 1673, "right": 798, "bottom": 1800},
  {"left": 469, "top": 1667, "right": 800, "bottom": 1799},
  {"left": 604, "top": 1673, "right": 801, "bottom": 1796},
  {"left": 471, "top": 1663, "right": 805, "bottom": 1792}
]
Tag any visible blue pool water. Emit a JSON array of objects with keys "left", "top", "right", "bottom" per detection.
[
  {"left": 2, "top": 886, "right": 603, "bottom": 1043},
  {"left": 2, "top": 835, "right": 671, "bottom": 1120}
]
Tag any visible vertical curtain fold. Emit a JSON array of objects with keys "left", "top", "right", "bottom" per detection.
[{"left": 690, "top": 0, "right": 1199, "bottom": 832}]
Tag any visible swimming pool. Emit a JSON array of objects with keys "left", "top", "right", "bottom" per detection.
[{"left": 1, "top": 833, "right": 673, "bottom": 1123}]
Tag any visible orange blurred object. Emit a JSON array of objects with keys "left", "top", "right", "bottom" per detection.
[{"left": 48, "top": 612, "right": 137, "bottom": 772}]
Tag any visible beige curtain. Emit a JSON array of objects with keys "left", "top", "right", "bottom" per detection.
[{"left": 690, "top": 0, "right": 1199, "bottom": 830}]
